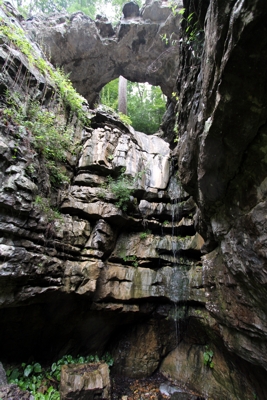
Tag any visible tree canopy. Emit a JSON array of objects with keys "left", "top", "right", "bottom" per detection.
[
  {"left": 13, "top": 0, "right": 143, "bottom": 19},
  {"left": 101, "top": 79, "right": 166, "bottom": 135}
]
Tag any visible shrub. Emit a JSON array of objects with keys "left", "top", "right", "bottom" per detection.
[{"left": 4, "top": 91, "right": 71, "bottom": 187}]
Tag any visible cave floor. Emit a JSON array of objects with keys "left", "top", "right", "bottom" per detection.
[{"left": 111, "top": 373, "right": 203, "bottom": 400}]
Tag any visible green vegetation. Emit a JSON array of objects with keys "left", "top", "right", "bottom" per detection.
[
  {"left": 183, "top": 11, "right": 202, "bottom": 43},
  {"left": 52, "top": 68, "right": 88, "bottom": 123},
  {"left": 4, "top": 91, "right": 71, "bottom": 187},
  {"left": 0, "top": 19, "right": 88, "bottom": 123},
  {"left": 101, "top": 79, "right": 166, "bottom": 135},
  {"left": 139, "top": 230, "right": 151, "bottom": 240},
  {"left": 34, "top": 196, "right": 63, "bottom": 221},
  {"left": 168, "top": 1, "right": 184, "bottom": 16},
  {"left": 203, "top": 346, "right": 214, "bottom": 368},
  {"left": 160, "top": 32, "right": 178, "bottom": 46},
  {"left": 167, "top": 4, "right": 203, "bottom": 45},
  {"left": 0, "top": 12, "right": 90, "bottom": 192},
  {"left": 107, "top": 173, "right": 133, "bottom": 211},
  {"left": 98, "top": 168, "right": 147, "bottom": 211},
  {"left": 11, "top": 0, "right": 142, "bottom": 20},
  {"left": 98, "top": 170, "right": 134, "bottom": 211},
  {"left": 6, "top": 353, "right": 113, "bottom": 399},
  {"left": 118, "top": 112, "right": 132, "bottom": 126},
  {"left": 123, "top": 255, "right": 138, "bottom": 267}
]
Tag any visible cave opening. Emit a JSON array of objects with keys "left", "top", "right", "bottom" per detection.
[{"left": 100, "top": 77, "right": 167, "bottom": 135}]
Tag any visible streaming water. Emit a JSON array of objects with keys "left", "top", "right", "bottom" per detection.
[{"left": 169, "top": 192, "right": 189, "bottom": 347}]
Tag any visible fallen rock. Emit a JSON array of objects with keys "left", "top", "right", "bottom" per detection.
[
  {"left": 0, "top": 384, "right": 34, "bottom": 399},
  {"left": 60, "top": 362, "right": 110, "bottom": 400}
]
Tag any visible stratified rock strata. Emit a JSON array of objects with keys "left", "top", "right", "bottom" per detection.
[{"left": 1, "top": 0, "right": 267, "bottom": 399}]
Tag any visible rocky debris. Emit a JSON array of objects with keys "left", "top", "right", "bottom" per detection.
[
  {"left": 23, "top": 1, "right": 181, "bottom": 105},
  {"left": 0, "top": 384, "right": 34, "bottom": 399},
  {"left": 60, "top": 362, "right": 110, "bottom": 399},
  {"left": 111, "top": 373, "right": 204, "bottom": 400},
  {"left": 111, "top": 373, "right": 171, "bottom": 400},
  {"left": 0, "top": 362, "right": 7, "bottom": 386},
  {"left": 77, "top": 124, "right": 170, "bottom": 192}
]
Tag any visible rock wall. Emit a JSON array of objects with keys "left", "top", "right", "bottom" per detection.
[
  {"left": 1, "top": 1, "right": 267, "bottom": 399},
  {"left": 161, "top": 0, "right": 267, "bottom": 398}
]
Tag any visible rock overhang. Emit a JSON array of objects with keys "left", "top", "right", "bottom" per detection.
[{"left": 23, "top": 0, "right": 182, "bottom": 106}]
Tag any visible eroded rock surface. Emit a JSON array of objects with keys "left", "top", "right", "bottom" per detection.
[
  {"left": 23, "top": 1, "right": 181, "bottom": 105},
  {"left": 1, "top": 1, "right": 267, "bottom": 399},
  {"left": 60, "top": 362, "right": 110, "bottom": 400}
]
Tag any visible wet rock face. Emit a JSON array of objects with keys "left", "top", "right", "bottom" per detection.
[
  {"left": 166, "top": 0, "right": 267, "bottom": 394},
  {"left": 23, "top": 1, "right": 181, "bottom": 106},
  {"left": 160, "top": 342, "right": 257, "bottom": 400}
]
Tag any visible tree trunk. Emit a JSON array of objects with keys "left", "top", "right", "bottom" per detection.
[{"left": 118, "top": 75, "right": 127, "bottom": 115}]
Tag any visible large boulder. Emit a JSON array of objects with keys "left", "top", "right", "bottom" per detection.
[{"left": 60, "top": 362, "right": 110, "bottom": 400}]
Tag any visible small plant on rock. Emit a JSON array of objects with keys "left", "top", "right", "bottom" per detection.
[
  {"left": 34, "top": 195, "right": 62, "bottom": 222},
  {"left": 123, "top": 255, "right": 138, "bottom": 267},
  {"left": 203, "top": 346, "right": 214, "bottom": 368},
  {"left": 139, "top": 230, "right": 151, "bottom": 240},
  {"left": 106, "top": 170, "right": 134, "bottom": 211},
  {"left": 118, "top": 112, "right": 132, "bottom": 126}
]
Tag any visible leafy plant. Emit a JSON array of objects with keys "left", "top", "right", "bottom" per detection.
[
  {"left": 172, "top": 91, "right": 179, "bottom": 101},
  {"left": 160, "top": 32, "right": 178, "bottom": 46},
  {"left": 52, "top": 68, "right": 88, "bottom": 123},
  {"left": 123, "top": 255, "right": 138, "bottom": 267},
  {"left": 118, "top": 112, "right": 132, "bottom": 126},
  {"left": 168, "top": 2, "right": 185, "bottom": 16},
  {"left": 34, "top": 195, "right": 62, "bottom": 222},
  {"left": 105, "top": 171, "right": 134, "bottom": 211},
  {"left": 6, "top": 353, "right": 114, "bottom": 399},
  {"left": 139, "top": 230, "right": 151, "bottom": 240},
  {"left": 4, "top": 91, "right": 71, "bottom": 187},
  {"left": 203, "top": 346, "right": 214, "bottom": 368}
]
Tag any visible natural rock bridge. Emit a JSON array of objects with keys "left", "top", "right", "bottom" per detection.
[{"left": 24, "top": 1, "right": 182, "bottom": 106}]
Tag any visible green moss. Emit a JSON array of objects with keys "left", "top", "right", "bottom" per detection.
[{"left": 0, "top": 17, "right": 88, "bottom": 124}]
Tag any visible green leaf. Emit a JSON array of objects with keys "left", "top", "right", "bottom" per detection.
[
  {"left": 51, "top": 363, "right": 57, "bottom": 372},
  {"left": 24, "top": 365, "right": 33, "bottom": 377},
  {"left": 33, "top": 363, "right": 42, "bottom": 373}
]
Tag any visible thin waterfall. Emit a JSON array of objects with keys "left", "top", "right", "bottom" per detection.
[{"left": 168, "top": 160, "right": 189, "bottom": 347}]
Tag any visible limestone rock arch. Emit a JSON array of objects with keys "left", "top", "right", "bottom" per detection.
[{"left": 24, "top": 1, "right": 182, "bottom": 106}]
